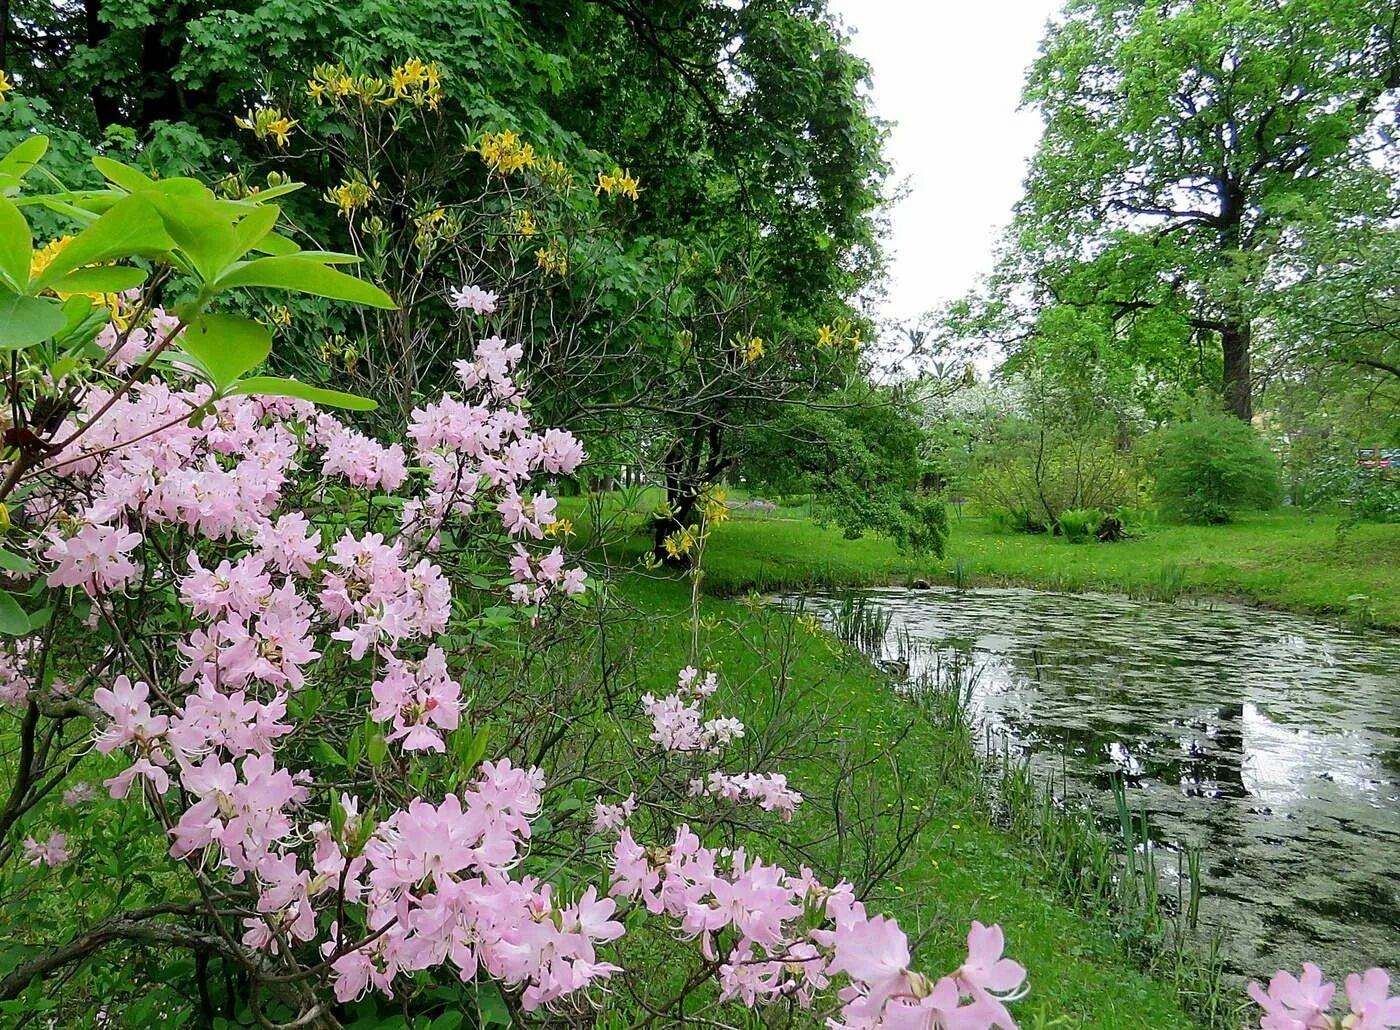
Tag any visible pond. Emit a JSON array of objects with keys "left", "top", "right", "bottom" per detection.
[{"left": 794, "top": 586, "right": 1400, "bottom": 980}]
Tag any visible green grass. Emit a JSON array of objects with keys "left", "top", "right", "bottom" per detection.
[
  {"left": 606, "top": 572, "right": 1200, "bottom": 1028},
  {"left": 942, "top": 511, "right": 1400, "bottom": 629}
]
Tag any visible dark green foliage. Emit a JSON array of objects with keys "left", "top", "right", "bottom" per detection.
[
  {"left": 1152, "top": 411, "right": 1282, "bottom": 523},
  {"left": 735, "top": 387, "right": 948, "bottom": 556}
]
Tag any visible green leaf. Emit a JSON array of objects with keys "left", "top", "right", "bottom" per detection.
[
  {"left": 216, "top": 255, "right": 396, "bottom": 308},
  {"left": 0, "top": 293, "right": 66, "bottom": 349},
  {"left": 91, "top": 156, "right": 158, "bottom": 194},
  {"left": 0, "top": 591, "right": 29, "bottom": 636},
  {"left": 47, "top": 265, "right": 147, "bottom": 294},
  {"left": 228, "top": 375, "right": 377, "bottom": 411},
  {"left": 0, "top": 135, "right": 48, "bottom": 194},
  {"left": 231, "top": 205, "right": 281, "bottom": 259},
  {"left": 33, "top": 195, "right": 174, "bottom": 288},
  {"left": 366, "top": 728, "right": 388, "bottom": 767},
  {"left": 180, "top": 314, "right": 271, "bottom": 390},
  {"left": 312, "top": 740, "right": 347, "bottom": 767},
  {"left": 147, "top": 191, "right": 238, "bottom": 282},
  {"left": 0, "top": 195, "right": 32, "bottom": 293},
  {"left": 0, "top": 549, "right": 35, "bottom": 574},
  {"left": 252, "top": 232, "right": 301, "bottom": 257}
]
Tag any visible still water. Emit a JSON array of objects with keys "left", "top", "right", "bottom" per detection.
[{"left": 798, "top": 587, "right": 1400, "bottom": 979}]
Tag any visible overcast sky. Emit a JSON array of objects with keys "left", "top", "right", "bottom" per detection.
[{"left": 826, "top": 0, "right": 1062, "bottom": 329}]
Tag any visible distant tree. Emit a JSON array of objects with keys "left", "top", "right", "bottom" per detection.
[{"left": 999, "top": 0, "right": 1400, "bottom": 419}]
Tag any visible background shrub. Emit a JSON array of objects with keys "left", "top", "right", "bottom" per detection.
[{"left": 1152, "top": 411, "right": 1282, "bottom": 523}]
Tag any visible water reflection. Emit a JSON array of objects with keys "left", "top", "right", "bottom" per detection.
[{"left": 797, "top": 586, "right": 1400, "bottom": 978}]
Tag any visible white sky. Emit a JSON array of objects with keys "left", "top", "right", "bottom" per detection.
[{"left": 827, "top": 0, "right": 1062, "bottom": 329}]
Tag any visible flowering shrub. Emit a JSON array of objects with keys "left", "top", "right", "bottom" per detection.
[{"left": 0, "top": 134, "right": 1391, "bottom": 1030}]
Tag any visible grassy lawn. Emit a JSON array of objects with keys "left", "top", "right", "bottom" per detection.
[
  {"left": 576, "top": 491, "right": 1399, "bottom": 628},
  {"left": 607, "top": 572, "right": 1201, "bottom": 1028},
  {"left": 942, "top": 511, "right": 1400, "bottom": 629}
]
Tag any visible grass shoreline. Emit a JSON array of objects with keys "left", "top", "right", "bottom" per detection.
[{"left": 695, "top": 507, "right": 1400, "bottom": 631}]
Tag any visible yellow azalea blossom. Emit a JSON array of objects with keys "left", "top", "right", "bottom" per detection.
[
  {"left": 235, "top": 107, "right": 297, "bottom": 149},
  {"left": 514, "top": 209, "right": 539, "bottom": 237},
  {"left": 539, "top": 156, "right": 573, "bottom": 192},
  {"left": 271, "top": 307, "right": 293, "bottom": 327},
  {"left": 0, "top": 71, "right": 14, "bottom": 103},
  {"left": 614, "top": 168, "right": 641, "bottom": 201},
  {"left": 701, "top": 488, "right": 730, "bottom": 525},
  {"left": 473, "top": 130, "right": 537, "bottom": 177},
  {"left": 322, "top": 174, "right": 378, "bottom": 218},
  {"left": 545, "top": 519, "right": 575, "bottom": 539},
  {"left": 305, "top": 79, "right": 327, "bottom": 104},
  {"left": 663, "top": 526, "right": 699, "bottom": 559},
  {"left": 30, "top": 236, "right": 72, "bottom": 282},
  {"left": 535, "top": 242, "right": 568, "bottom": 277},
  {"left": 743, "top": 335, "right": 765, "bottom": 364},
  {"left": 817, "top": 323, "right": 836, "bottom": 347},
  {"left": 595, "top": 167, "right": 641, "bottom": 201}
]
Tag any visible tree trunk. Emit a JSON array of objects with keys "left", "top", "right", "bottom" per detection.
[{"left": 1222, "top": 320, "right": 1252, "bottom": 421}]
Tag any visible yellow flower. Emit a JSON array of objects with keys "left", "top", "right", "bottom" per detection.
[
  {"left": 322, "top": 174, "right": 378, "bottom": 218},
  {"left": 663, "top": 526, "right": 699, "bottom": 559},
  {"left": 817, "top": 323, "right": 836, "bottom": 347},
  {"left": 306, "top": 79, "right": 327, "bottom": 104},
  {"left": 535, "top": 242, "right": 569, "bottom": 277},
  {"left": 473, "top": 130, "right": 537, "bottom": 177},
  {"left": 235, "top": 107, "right": 297, "bottom": 148},
  {"left": 271, "top": 307, "right": 293, "bottom": 327},
  {"left": 30, "top": 236, "right": 72, "bottom": 282},
  {"left": 0, "top": 71, "right": 14, "bottom": 103},
  {"left": 742, "top": 335, "right": 765, "bottom": 364},
  {"left": 545, "top": 519, "right": 575, "bottom": 539},
  {"left": 540, "top": 156, "right": 573, "bottom": 192},
  {"left": 614, "top": 168, "right": 641, "bottom": 201},
  {"left": 514, "top": 209, "right": 539, "bottom": 237},
  {"left": 595, "top": 167, "right": 641, "bottom": 201}
]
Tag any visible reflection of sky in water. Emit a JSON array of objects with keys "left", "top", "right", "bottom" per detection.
[
  {"left": 1241, "top": 703, "right": 1387, "bottom": 808},
  {"left": 794, "top": 587, "right": 1400, "bottom": 979}
]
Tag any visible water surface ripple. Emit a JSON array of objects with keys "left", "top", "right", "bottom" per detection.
[{"left": 800, "top": 586, "right": 1400, "bottom": 978}]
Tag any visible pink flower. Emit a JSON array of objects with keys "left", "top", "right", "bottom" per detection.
[
  {"left": 958, "top": 922, "right": 1027, "bottom": 997},
  {"left": 1249, "top": 963, "right": 1336, "bottom": 1030},
  {"left": 449, "top": 284, "right": 499, "bottom": 315},
  {"left": 593, "top": 794, "right": 636, "bottom": 834},
  {"left": 22, "top": 832, "right": 71, "bottom": 868},
  {"left": 1344, "top": 968, "right": 1400, "bottom": 1029},
  {"left": 43, "top": 523, "right": 142, "bottom": 595}
]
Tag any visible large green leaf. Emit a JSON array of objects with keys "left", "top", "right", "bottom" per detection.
[
  {"left": 91, "top": 156, "right": 158, "bottom": 194},
  {"left": 33, "top": 195, "right": 174, "bottom": 288},
  {"left": 48, "top": 265, "right": 148, "bottom": 294},
  {"left": 148, "top": 191, "right": 238, "bottom": 282},
  {"left": 216, "top": 255, "right": 396, "bottom": 308},
  {"left": 0, "top": 294, "right": 66, "bottom": 349},
  {"left": 230, "top": 375, "right": 377, "bottom": 411},
  {"left": 0, "top": 195, "right": 31, "bottom": 293},
  {"left": 181, "top": 314, "right": 272, "bottom": 390},
  {"left": 0, "top": 135, "right": 48, "bottom": 194},
  {"left": 0, "top": 590, "right": 28, "bottom": 636},
  {"left": 0, "top": 549, "right": 35, "bottom": 574},
  {"left": 231, "top": 205, "right": 280, "bottom": 259}
]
